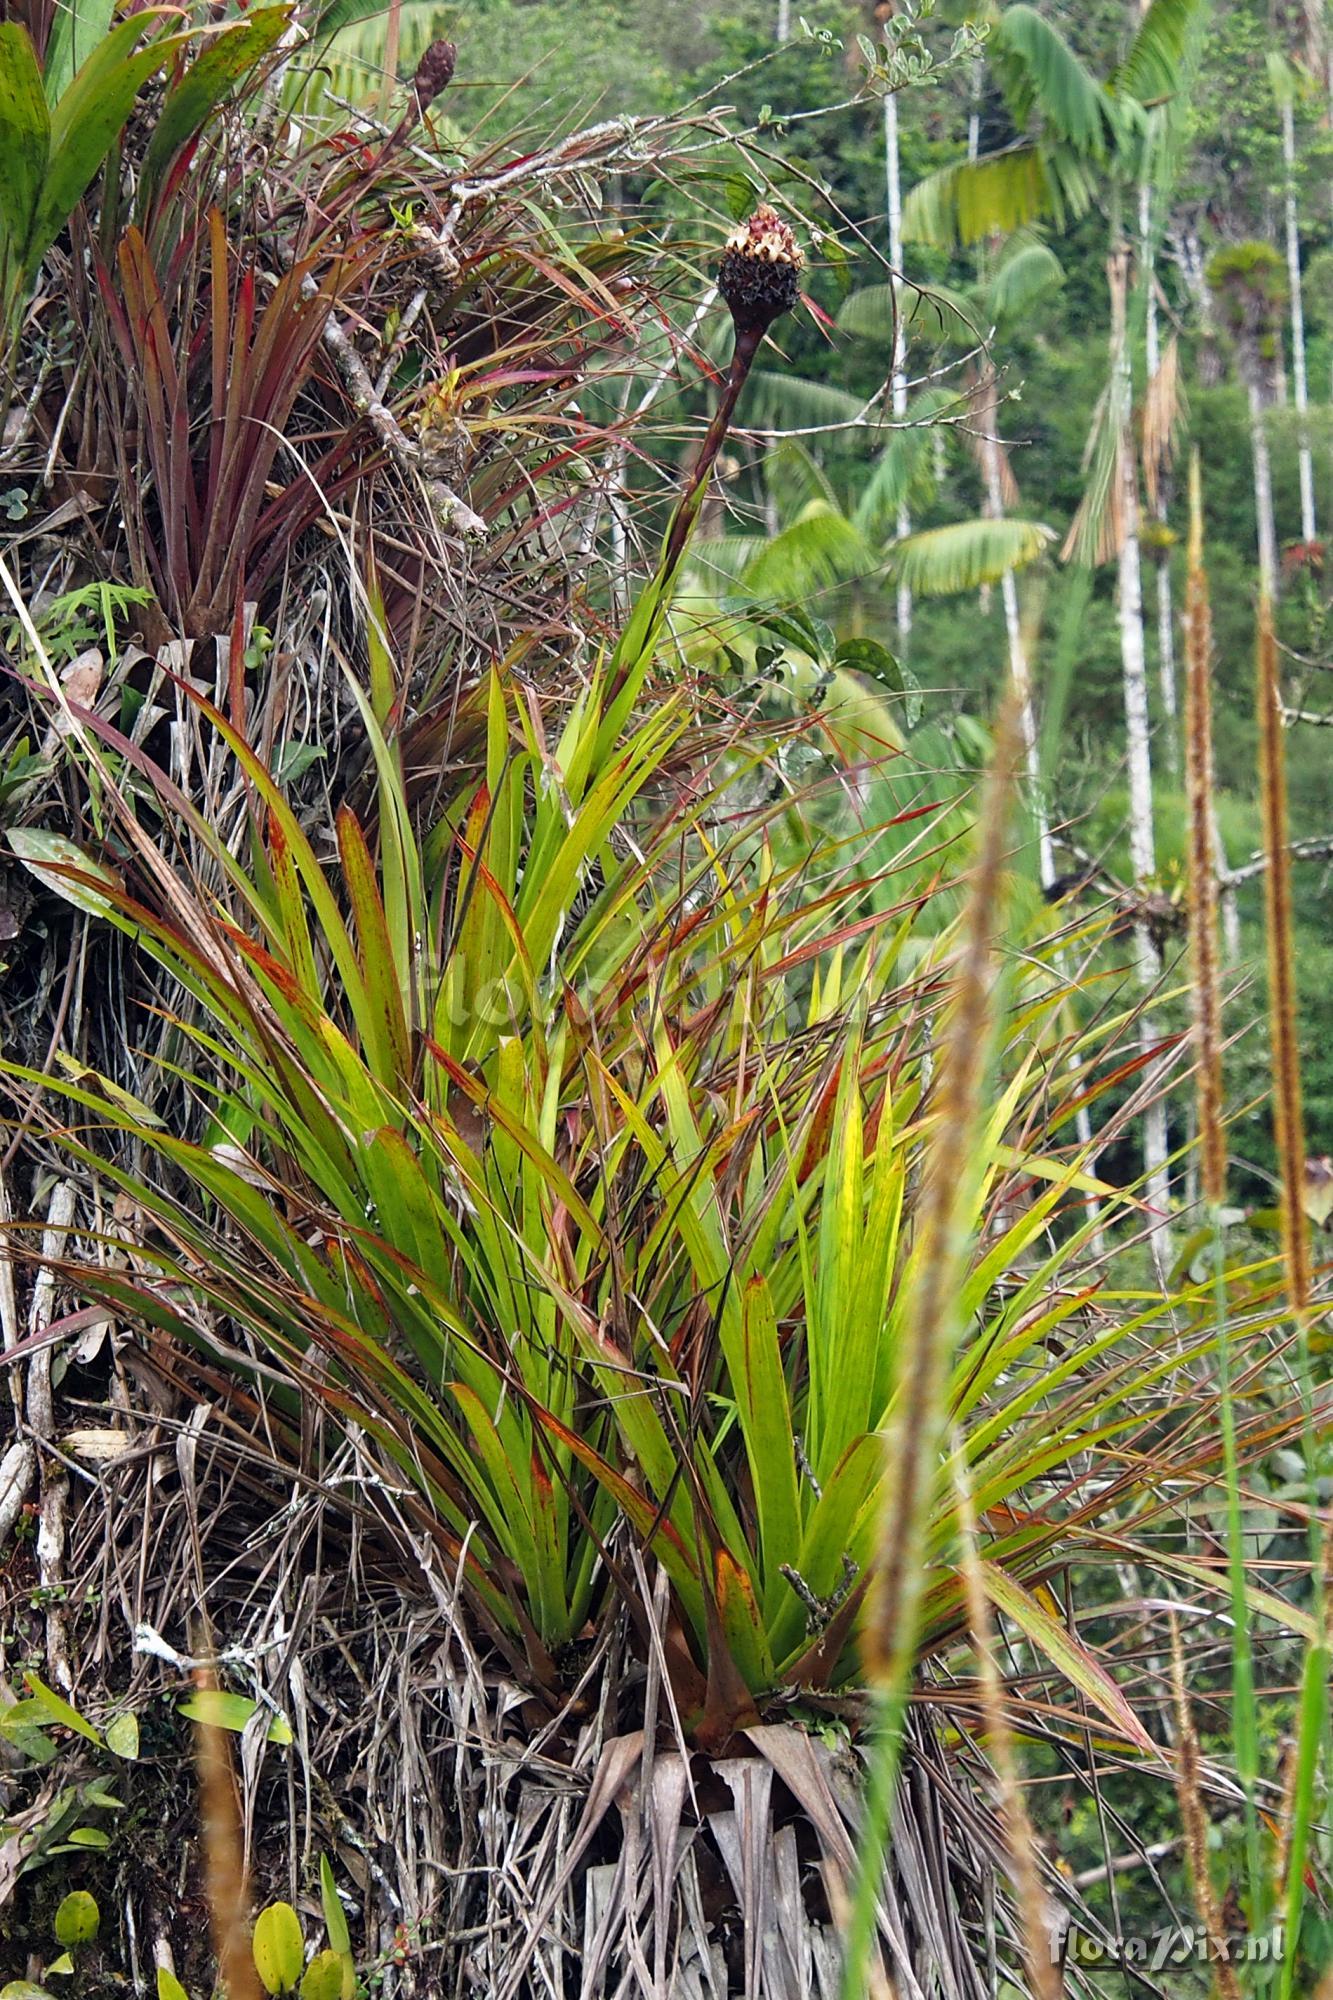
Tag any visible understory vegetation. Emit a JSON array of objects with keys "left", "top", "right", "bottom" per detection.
[{"left": 0, "top": 0, "right": 1329, "bottom": 1995}]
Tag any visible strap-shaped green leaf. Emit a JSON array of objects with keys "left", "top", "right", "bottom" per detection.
[
  {"left": 140, "top": 7, "right": 291, "bottom": 210},
  {"left": 32, "top": 12, "right": 184, "bottom": 278},
  {"left": 42, "top": 0, "right": 115, "bottom": 106},
  {"left": 0, "top": 24, "right": 49, "bottom": 257}
]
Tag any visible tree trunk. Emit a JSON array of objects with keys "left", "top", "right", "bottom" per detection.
[
  {"left": 1280, "top": 92, "right": 1317, "bottom": 542},
  {"left": 884, "top": 87, "right": 912, "bottom": 649},
  {"left": 777, "top": 0, "right": 791, "bottom": 42},
  {"left": 1141, "top": 184, "right": 1179, "bottom": 776},
  {"left": 978, "top": 368, "right": 1053, "bottom": 883},
  {"left": 1247, "top": 373, "right": 1280, "bottom": 596},
  {"left": 1110, "top": 240, "right": 1171, "bottom": 1254}
]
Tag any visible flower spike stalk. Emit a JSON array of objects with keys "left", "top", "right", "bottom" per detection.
[
  {"left": 656, "top": 207, "right": 804, "bottom": 573},
  {"left": 601, "top": 206, "right": 802, "bottom": 744}
]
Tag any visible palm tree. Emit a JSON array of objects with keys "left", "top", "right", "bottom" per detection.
[
  {"left": 884, "top": 82, "right": 913, "bottom": 648},
  {"left": 686, "top": 426, "right": 1052, "bottom": 618},
  {"left": 1207, "top": 241, "right": 1287, "bottom": 595},
  {"left": 839, "top": 239, "right": 1065, "bottom": 880},
  {"left": 902, "top": 0, "right": 1206, "bottom": 1251}
]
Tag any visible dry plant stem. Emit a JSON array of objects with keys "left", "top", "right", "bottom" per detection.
[
  {"left": 1277, "top": 1520, "right": 1333, "bottom": 2000},
  {"left": 1185, "top": 458, "right": 1264, "bottom": 1913},
  {"left": 658, "top": 322, "right": 763, "bottom": 581},
  {"left": 27, "top": 1178, "right": 77, "bottom": 1687},
  {"left": 1256, "top": 597, "right": 1329, "bottom": 1987},
  {"left": 304, "top": 275, "right": 486, "bottom": 539},
  {"left": 196, "top": 1699, "right": 263, "bottom": 2000},
  {"left": 950, "top": 1443, "right": 1060, "bottom": 2000},
  {"left": 1169, "top": 1619, "right": 1243, "bottom": 2000},
  {"left": 840, "top": 698, "right": 1019, "bottom": 2000}
]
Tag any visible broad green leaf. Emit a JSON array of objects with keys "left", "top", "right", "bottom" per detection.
[
  {"left": 318, "top": 1855, "right": 353, "bottom": 1988},
  {"left": 178, "top": 1689, "right": 293, "bottom": 1745},
  {"left": 832, "top": 638, "right": 900, "bottom": 691},
  {"left": 157, "top": 1973, "right": 191, "bottom": 2000},
  {"left": 318, "top": 1854, "right": 349, "bottom": 1951},
  {"left": 63, "top": 1826, "right": 110, "bottom": 1848},
  {"left": 0, "top": 25, "right": 49, "bottom": 254},
  {"left": 253, "top": 1902, "right": 305, "bottom": 1995},
  {"left": 299, "top": 1950, "right": 345, "bottom": 2000},
  {"left": 6, "top": 827, "right": 121, "bottom": 918},
  {"left": 1, "top": 1983, "right": 57, "bottom": 1998},
  {"left": 23, "top": 1673, "right": 102, "bottom": 1745},
  {"left": 54, "top": 1890, "right": 99, "bottom": 1946},
  {"left": 103, "top": 1710, "right": 140, "bottom": 1759}
]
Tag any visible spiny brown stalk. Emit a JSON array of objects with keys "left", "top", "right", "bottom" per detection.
[
  {"left": 950, "top": 1447, "right": 1060, "bottom": 2000},
  {"left": 1184, "top": 453, "right": 1226, "bottom": 1208},
  {"left": 862, "top": 695, "right": 1019, "bottom": 1686},
  {"left": 657, "top": 207, "right": 803, "bottom": 582},
  {"left": 1169, "top": 1618, "right": 1243, "bottom": 2000},
  {"left": 1256, "top": 593, "right": 1311, "bottom": 1315},
  {"left": 195, "top": 1669, "right": 262, "bottom": 2000}
]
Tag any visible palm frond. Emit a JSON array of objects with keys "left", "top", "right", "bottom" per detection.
[
  {"left": 764, "top": 438, "right": 843, "bottom": 519},
  {"left": 692, "top": 502, "right": 873, "bottom": 600},
  {"left": 891, "top": 518, "right": 1053, "bottom": 595},
  {"left": 853, "top": 388, "right": 959, "bottom": 542},
  {"left": 742, "top": 502, "right": 874, "bottom": 598},
  {"left": 836, "top": 282, "right": 979, "bottom": 345},
  {"left": 989, "top": 238, "right": 1064, "bottom": 326},
  {"left": 743, "top": 369, "right": 867, "bottom": 429},
  {"left": 903, "top": 146, "right": 1054, "bottom": 248},
  {"left": 1111, "top": 0, "right": 1204, "bottom": 105},
  {"left": 992, "top": 4, "right": 1119, "bottom": 155}
]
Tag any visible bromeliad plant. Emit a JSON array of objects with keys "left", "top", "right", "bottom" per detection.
[{"left": 6, "top": 640, "right": 1306, "bottom": 1752}]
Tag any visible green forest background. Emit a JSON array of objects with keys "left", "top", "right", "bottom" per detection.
[{"left": 324, "top": 0, "right": 1333, "bottom": 1203}]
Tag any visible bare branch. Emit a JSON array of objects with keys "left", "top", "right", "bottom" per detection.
[{"left": 1221, "top": 835, "right": 1333, "bottom": 886}]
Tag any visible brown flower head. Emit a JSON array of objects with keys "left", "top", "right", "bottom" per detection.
[
  {"left": 717, "top": 205, "right": 804, "bottom": 336},
  {"left": 412, "top": 39, "right": 457, "bottom": 115}
]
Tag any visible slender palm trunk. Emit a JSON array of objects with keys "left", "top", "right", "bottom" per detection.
[
  {"left": 967, "top": 57, "right": 982, "bottom": 163},
  {"left": 1280, "top": 93, "right": 1317, "bottom": 542},
  {"left": 884, "top": 88, "right": 912, "bottom": 648},
  {"left": 1110, "top": 240, "right": 1171, "bottom": 1251},
  {"left": 1247, "top": 373, "right": 1280, "bottom": 596},
  {"left": 1141, "top": 184, "right": 1179, "bottom": 776},
  {"left": 978, "top": 368, "right": 1052, "bottom": 882}
]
